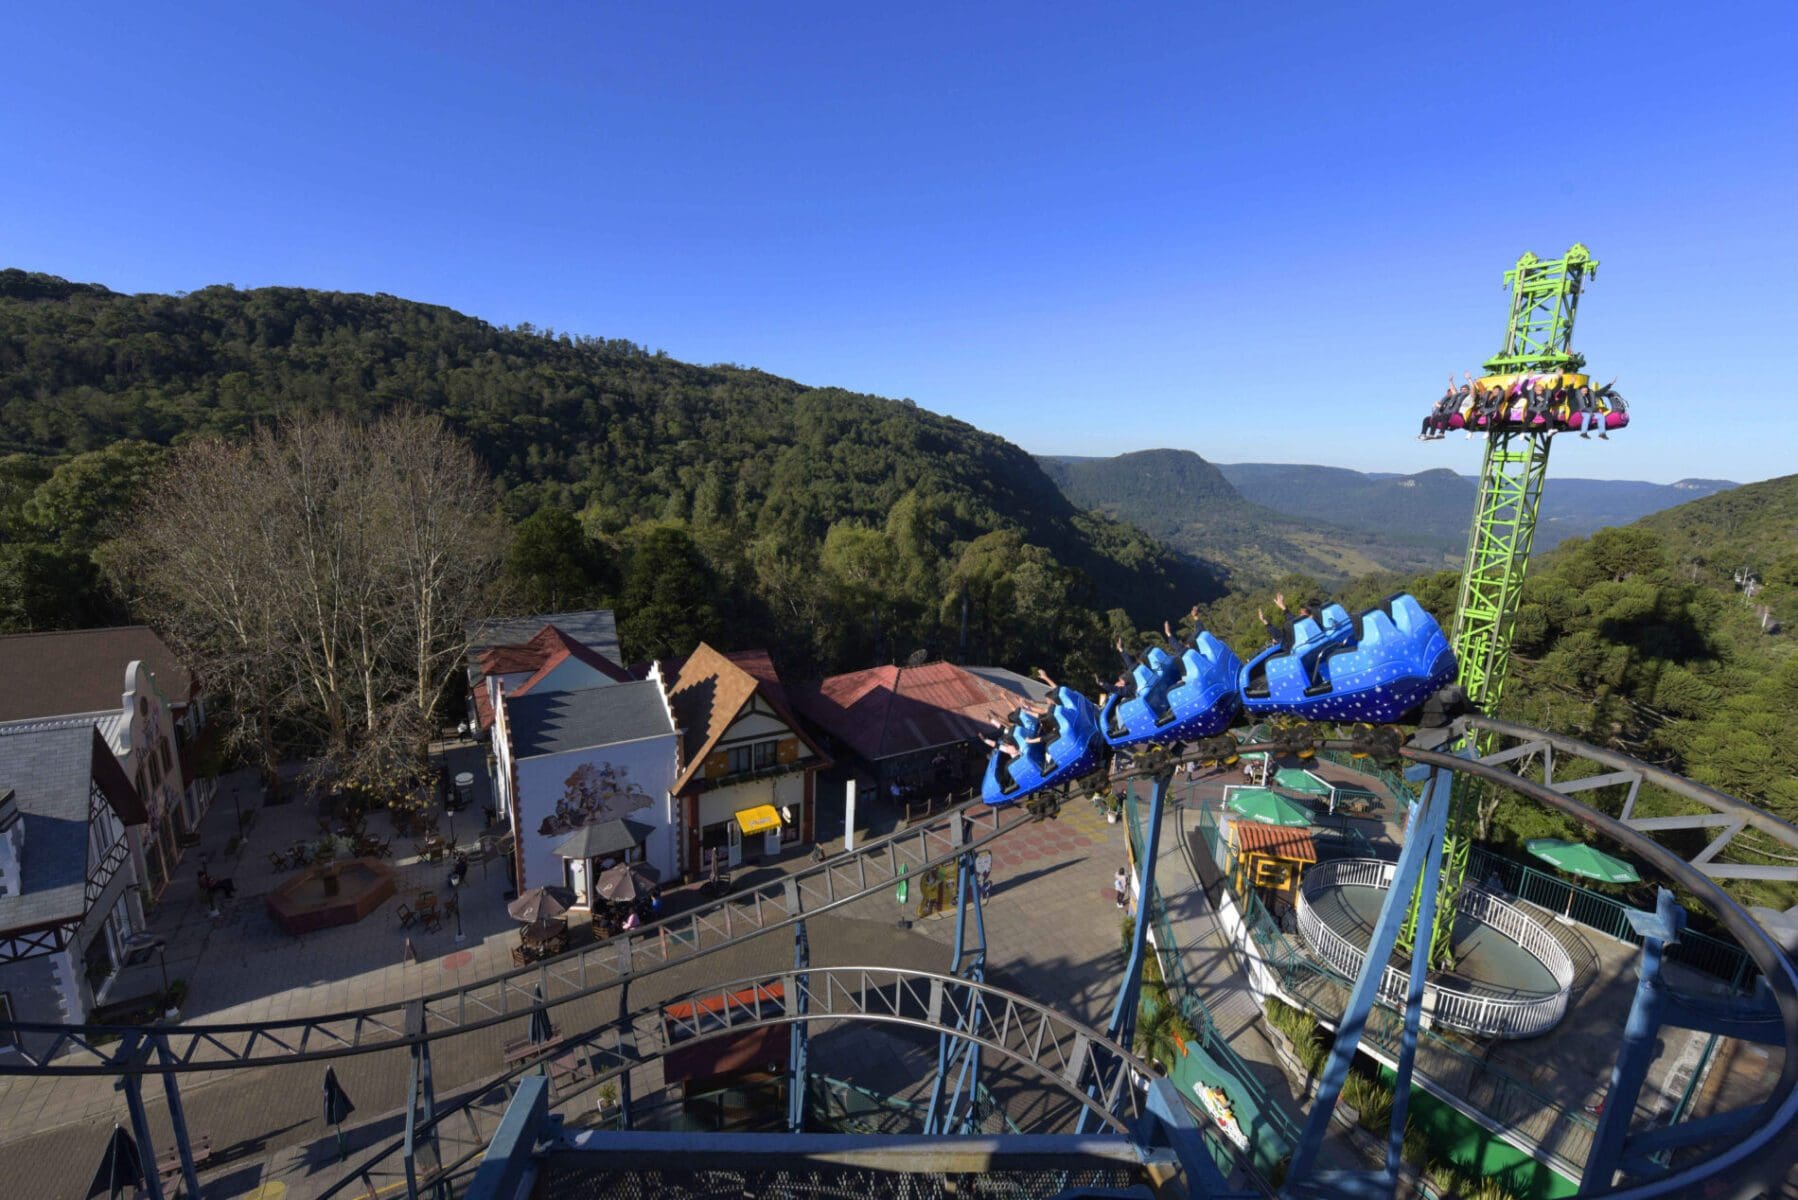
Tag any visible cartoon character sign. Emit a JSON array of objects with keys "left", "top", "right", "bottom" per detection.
[{"left": 537, "top": 761, "right": 654, "bottom": 837}]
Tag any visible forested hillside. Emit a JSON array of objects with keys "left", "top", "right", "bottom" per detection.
[
  {"left": 1039, "top": 450, "right": 1458, "bottom": 581},
  {"left": 1191, "top": 476, "right": 1797, "bottom": 895},
  {"left": 0, "top": 269, "right": 1214, "bottom": 678}
]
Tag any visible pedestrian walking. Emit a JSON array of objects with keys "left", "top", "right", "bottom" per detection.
[{"left": 1114, "top": 866, "right": 1129, "bottom": 910}]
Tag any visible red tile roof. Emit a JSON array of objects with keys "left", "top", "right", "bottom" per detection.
[
  {"left": 1229, "top": 820, "right": 1318, "bottom": 862},
  {"left": 789, "top": 662, "right": 1025, "bottom": 763},
  {"left": 471, "top": 624, "right": 630, "bottom": 729}
]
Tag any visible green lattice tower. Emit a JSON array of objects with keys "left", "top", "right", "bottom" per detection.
[{"left": 1396, "top": 246, "right": 1598, "bottom": 967}]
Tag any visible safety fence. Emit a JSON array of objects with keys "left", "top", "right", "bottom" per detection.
[
  {"left": 1467, "top": 846, "right": 1758, "bottom": 993},
  {"left": 1233, "top": 737, "right": 1757, "bottom": 994},
  {"left": 1294, "top": 859, "right": 1575, "bottom": 1040},
  {"left": 1123, "top": 786, "right": 1302, "bottom": 1168},
  {"left": 1187, "top": 804, "right": 1600, "bottom": 1170}
]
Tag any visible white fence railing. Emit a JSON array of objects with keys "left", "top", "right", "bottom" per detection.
[{"left": 1293, "top": 858, "right": 1574, "bottom": 1039}]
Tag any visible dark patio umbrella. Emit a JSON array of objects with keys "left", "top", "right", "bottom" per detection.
[
  {"left": 594, "top": 861, "right": 661, "bottom": 904},
  {"left": 507, "top": 885, "right": 574, "bottom": 925},
  {"left": 323, "top": 1066, "right": 356, "bottom": 1160},
  {"left": 86, "top": 1125, "right": 143, "bottom": 1199},
  {"left": 529, "top": 983, "right": 554, "bottom": 1045}
]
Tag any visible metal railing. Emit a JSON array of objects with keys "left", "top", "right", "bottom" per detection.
[
  {"left": 1124, "top": 785, "right": 1302, "bottom": 1153},
  {"left": 1467, "top": 845, "right": 1758, "bottom": 992},
  {"left": 1294, "top": 858, "right": 1574, "bottom": 1039}
]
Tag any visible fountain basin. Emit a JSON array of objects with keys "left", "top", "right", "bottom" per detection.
[{"left": 267, "top": 857, "right": 397, "bottom": 934}]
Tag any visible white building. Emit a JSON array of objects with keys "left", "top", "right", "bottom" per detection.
[
  {"left": 0, "top": 723, "right": 148, "bottom": 1059},
  {"left": 492, "top": 675, "right": 681, "bottom": 903}
]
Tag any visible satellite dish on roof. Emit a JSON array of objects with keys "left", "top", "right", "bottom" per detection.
[{"left": 905, "top": 649, "right": 930, "bottom": 667}]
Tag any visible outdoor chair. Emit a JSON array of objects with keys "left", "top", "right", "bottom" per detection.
[
  {"left": 420, "top": 906, "right": 441, "bottom": 933},
  {"left": 443, "top": 894, "right": 460, "bottom": 922},
  {"left": 267, "top": 850, "right": 289, "bottom": 871},
  {"left": 397, "top": 903, "right": 415, "bottom": 929}
]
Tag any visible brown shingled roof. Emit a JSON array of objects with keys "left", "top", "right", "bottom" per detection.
[
  {"left": 0, "top": 626, "right": 195, "bottom": 723},
  {"left": 665, "top": 644, "right": 828, "bottom": 792}
]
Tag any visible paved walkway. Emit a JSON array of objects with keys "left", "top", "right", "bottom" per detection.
[{"left": 0, "top": 769, "right": 1158, "bottom": 1197}]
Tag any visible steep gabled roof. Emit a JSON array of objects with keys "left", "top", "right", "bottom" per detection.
[
  {"left": 665, "top": 644, "right": 829, "bottom": 792},
  {"left": 468, "top": 609, "right": 620, "bottom": 670},
  {"left": 0, "top": 724, "right": 145, "bottom": 930},
  {"left": 788, "top": 662, "right": 1029, "bottom": 763},
  {"left": 503, "top": 681, "right": 674, "bottom": 760},
  {"left": 0, "top": 626, "right": 195, "bottom": 722},
  {"left": 472, "top": 623, "right": 632, "bottom": 730}
]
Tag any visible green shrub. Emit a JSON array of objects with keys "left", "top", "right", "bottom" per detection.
[
  {"left": 1456, "top": 1175, "right": 1517, "bottom": 1200},
  {"left": 1340, "top": 1070, "right": 1393, "bottom": 1131}
]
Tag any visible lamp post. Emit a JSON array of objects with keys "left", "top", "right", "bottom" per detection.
[{"left": 450, "top": 874, "right": 465, "bottom": 944}]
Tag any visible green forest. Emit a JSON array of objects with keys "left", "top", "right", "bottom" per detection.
[
  {"left": 1190, "top": 477, "right": 1798, "bottom": 894},
  {"left": 3, "top": 269, "right": 1794, "bottom": 891},
  {"left": 0, "top": 269, "right": 1215, "bottom": 679}
]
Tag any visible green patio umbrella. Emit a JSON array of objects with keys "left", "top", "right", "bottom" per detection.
[
  {"left": 1527, "top": 839, "right": 1640, "bottom": 917},
  {"left": 1526, "top": 839, "right": 1641, "bottom": 884},
  {"left": 1226, "top": 788, "right": 1313, "bottom": 828}
]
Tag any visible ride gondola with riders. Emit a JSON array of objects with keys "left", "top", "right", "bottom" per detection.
[{"left": 979, "top": 592, "right": 1459, "bottom": 809}]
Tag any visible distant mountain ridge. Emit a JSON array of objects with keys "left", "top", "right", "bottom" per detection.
[
  {"left": 1039, "top": 450, "right": 1743, "bottom": 583},
  {"left": 1038, "top": 450, "right": 1458, "bottom": 583}
]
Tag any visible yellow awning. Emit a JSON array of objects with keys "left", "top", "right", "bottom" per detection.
[{"left": 734, "top": 804, "right": 782, "bottom": 835}]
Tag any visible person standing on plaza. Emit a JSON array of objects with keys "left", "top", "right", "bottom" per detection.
[{"left": 1114, "top": 866, "right": 1129, "bottom": 910}]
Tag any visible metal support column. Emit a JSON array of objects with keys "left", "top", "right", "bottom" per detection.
[
  {"left": 615, "top": 979, "right": 634, "bottom": 1130},
  {"left": 1076, "top": 770, "right": 1169, "bottom": 1134},
  {"left": 1400, "top": 244, "right": 1599, "bottom": 971},
  {"left": 401, "top": 1000, "right": 438, "bottom": 1200},
  {"left": 788, "top": 919, "right": 810, "bottom": 1133},
  {"left": 925, "top": 813, "right": 987, "bottom": 1135},
  {"left": 116, "top": 1033, "right": 167, "bottom": 1200},
  {"left": 154, "top": 1033, "right": 202, "bottom": 1200},
  {"left": 1285, "top": 765, "right": 1453, "bottom": 1194},
  {"left": 1580, "top": 889, "right": 1686, "bottom": 1195}
]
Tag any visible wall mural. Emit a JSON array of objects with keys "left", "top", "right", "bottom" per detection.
[{"left": 538, "top": 761, "right": 654, "bottom": 837}]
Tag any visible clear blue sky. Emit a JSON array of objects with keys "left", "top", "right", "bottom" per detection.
[{"left": 7, "top": 2, "right": 1795, "bottom": 483}]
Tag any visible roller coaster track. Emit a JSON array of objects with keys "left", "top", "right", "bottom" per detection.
[
  {"left": 316, "top": 966, "right": 1179, "bottom": 1199},
  {"left": 5, "top": 719, "right": 1794, "bottom": 1198},
  {"left": 0, "top": 788, "right": 1056, "bottom": 1074}
]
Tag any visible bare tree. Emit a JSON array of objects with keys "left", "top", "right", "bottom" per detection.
[{"left": 110, "top": 412, "right": 506, "bottom": 787}]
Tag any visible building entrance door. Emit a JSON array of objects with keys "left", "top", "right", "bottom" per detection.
[{"left": 727, "top": 819, "right": 743, "bottom": 869}]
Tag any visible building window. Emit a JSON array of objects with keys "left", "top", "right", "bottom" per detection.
[
  {"left": 0, "top": 994, "right": 16, "bottom": 1049},
  {"left": 727, "top": 740, "right": 781, "bottom": 775}
]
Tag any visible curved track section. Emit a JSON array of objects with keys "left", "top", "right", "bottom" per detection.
[
  {"left": 0, "top": 796, "right": 1048, "bottom": 1073},
  {"left": 318, "top": 966, "right": 1162, "bottom": 1199},
  {"left": 4, "top": 719, "right": 1795, "bottom": 1199}
]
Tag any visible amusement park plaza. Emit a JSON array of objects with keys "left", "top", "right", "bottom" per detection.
[{"left": 1, "top": 253, "right": 1795, "bottom": 1200}]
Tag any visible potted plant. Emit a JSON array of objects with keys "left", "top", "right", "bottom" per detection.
[
  {"left": 164, "top": 978, "right": 188, "bottom": 1020},
  {"left": 595, "top": 1081, "right": 619, "bottom": 1114}
]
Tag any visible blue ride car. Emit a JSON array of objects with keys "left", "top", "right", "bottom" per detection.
[
  {"left": 1238, "top": 593, "right": 1456, "bottom": 724},
  {"left": 981, "top": 686, "right": 1103, "bottom": 806},
  {"left": 1101, "top": 631, "right": 1243, "bottom": 748}
]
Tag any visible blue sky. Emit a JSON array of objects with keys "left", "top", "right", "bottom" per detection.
[{"left": 7, "top": 2, "right": 1795, "bottom": 483}]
